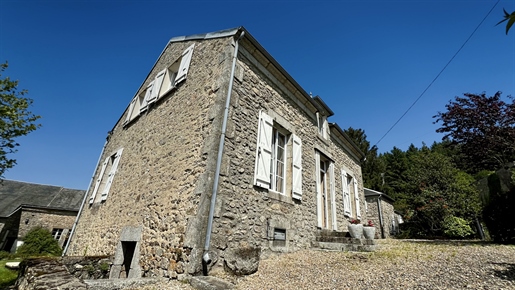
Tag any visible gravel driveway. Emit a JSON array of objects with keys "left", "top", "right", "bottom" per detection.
[{"left": 142, "top": 239, "right": 515, "bottom": 289}]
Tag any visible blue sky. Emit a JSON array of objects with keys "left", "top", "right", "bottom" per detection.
[{"left": 1, "top": 0, "right": 514, "bottom": 190}]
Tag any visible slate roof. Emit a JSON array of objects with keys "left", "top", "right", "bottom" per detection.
[{"left": 0, "top": 180, "right": 85, "bottom": 217}]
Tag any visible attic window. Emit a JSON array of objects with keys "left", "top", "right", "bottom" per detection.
[
  {"left": 316, "top": 112, "right": 328, "bottom": 139},
  {"left": 124, "top": 44, "right": 195, "bottom": 125}
]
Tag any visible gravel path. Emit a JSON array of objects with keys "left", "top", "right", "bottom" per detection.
[{"left": 140, "top": 239, "right": 515, "bottom": 289}]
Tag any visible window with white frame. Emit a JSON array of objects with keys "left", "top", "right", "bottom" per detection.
[
  {"left": 315, "top": 151, "right": 336, "bottom": 230},
  {"left": 89, "top": 148, "right": 123, "bottom": 204},
  {"left": 342, "top": 169, "right": 361, "bottom": 219},
  {"left": 125, "top": 44, "right": 195, "bottom": 124},
  {"left": 316, "top": 112, "right": 328, "bottom": 139},
  {"left": 51, "top": 228, "right": 64, "bottom": 241},
  {"left": 254, "top": 111, "right": 302, "bottom": 199}
]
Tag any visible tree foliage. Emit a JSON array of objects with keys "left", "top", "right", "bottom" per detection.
[
  {"left": 400, "top": 148, "right": 481, "bottom": 237},
  {"left": 497, "top": 8, "right": 515, "bottom": 35},
  {"left": 16, "top": 227, "right": 62, "bottom": 257},
  {"left": 343, "top": 127, "right": 385, "bottom": 190},
  {"left": 433, "top": 92, "right": 515, "bottom": 173},
  {"left": 0, "top": 62, "right": 40, "bottom": 178}
]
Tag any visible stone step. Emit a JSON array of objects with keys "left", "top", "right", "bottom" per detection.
[
  {"left": 190, "top": 276, "right": 235, "bottom": 290},
  {"left": 84, "top": 277, "right": 168, "bottom": 290}
]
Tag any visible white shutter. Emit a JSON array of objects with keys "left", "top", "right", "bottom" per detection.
[
  {"left": 101, "top": 148, "right": 123, "bottom": 201},
  {"left": 254, "top": 111, "right": 273, "bottom": 188},
  {"left": 330, "top": 162, "right": 337, "bottom": 230},
  {"left": 140, "top": 81, "right": 154, "bottom": 112},
  {"left": 354, "top": 178, "right": 361, "bottom": 219},
  {"left": 125, "top": 97, "right": 136, "bottom": 124},
  {"left": 292, "top": 134, "right": 302, "bottom": 200},
  {"left": 149, "top": 69, "right": 166, "bottom": 103},
  {"left": 89, "top": 156, "right": 109, "bottom": 204},
  {"left": 342, "top": 169, "right": 351, "bottom": 216},
  {"left": 315, "top": 151, "right": 322, "bottom": 228},
  {"left": 174, "top": 44, "right": 195, "bottom": 85}
]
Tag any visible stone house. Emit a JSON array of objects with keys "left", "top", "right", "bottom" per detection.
[
  {"left": 65, "top": 27, "right": 367, "bottom": 278},
  {"left": 0, "top": 180, "right": 85, "bottom": 252},
  {"left": 364, "top": 188, "right": 402, "bottom": 238}
]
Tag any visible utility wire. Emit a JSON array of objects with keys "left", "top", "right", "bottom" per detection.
[{"left": 373, "top": 0, "right": 501, "bottom": 148}]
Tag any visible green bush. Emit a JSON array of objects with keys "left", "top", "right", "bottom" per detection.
[
  {"left": 443, "top": 216, "right": 474, "bottom": 238},
  {"left": 16, "top": 227, "right": 62, "bottom": 257},
  {"left": 0, "top": 251, "right": 14, "bottom": 260}
]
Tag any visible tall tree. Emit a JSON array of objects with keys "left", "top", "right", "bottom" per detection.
[
  {"left": 404, "top": 149, "right": 481, "bottom": 237},
  {"left": 0, "top": 62, "right": 41, "bottom": 178},
  {"left": 433, "top": 92, "right": 515, "bottom": 173},
  {"left": 343, "top": 127, "right": 385, "bottom": 190}
]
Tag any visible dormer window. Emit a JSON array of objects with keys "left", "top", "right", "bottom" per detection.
[{"left": 316, "top": 112, "right": 328, "bottom": 139}]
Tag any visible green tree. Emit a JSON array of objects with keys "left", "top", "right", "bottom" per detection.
[
  {"left": 0, "top": 62, "right": 40, "bottom": 178},
  {"left": 17, "top": 227, "right": 62, "bottom": 257},
  {"left": 404, "top": 149, "right": 481, "bottom": 237},
  {"left": 433, "top": 92, "right": 515, "bottom": 174},
  {"left": 343, "top": 127, "right": 385, "bottom": 190},
  {"left": 497, "top": 8, "right": 515, "bottom": 35}
]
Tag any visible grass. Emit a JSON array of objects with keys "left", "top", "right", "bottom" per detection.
[{"left": 0, "top": 260, "right": 19, "bottom": 288}]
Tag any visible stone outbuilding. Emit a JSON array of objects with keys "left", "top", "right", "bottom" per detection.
[
  {"left": 364, "top": 188, "right": 402, "bottom": 238},
  {"left": 0, "top": 180, "right": 85, "bottom": 252},
  {"left": 65, "top": 27, "right": 367, "bottom": 279}
]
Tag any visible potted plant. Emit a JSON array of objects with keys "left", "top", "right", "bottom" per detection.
[
  {"left": 363, "top": 220, "right": 376, "bottom": 239},
  {"left": 347, "top": 219, "right": 363, "bottom": 239}
]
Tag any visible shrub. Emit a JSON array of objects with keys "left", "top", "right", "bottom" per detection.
[
  {"left": 16, "top": 227, "right": 62, "bottom": 257},
  {"left": 443, "top": 216, "right": 474, "bottom": 238},
  {"left": 0, "top": 251, "right": 14, "bottom": 260}
]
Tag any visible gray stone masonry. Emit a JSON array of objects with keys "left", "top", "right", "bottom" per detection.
[
  {"left": 67, "top": 36, "right": 235, "bottom": 278},
  {"left": 365, "top": 196, "right": 395, "bottom": 238},
  {"left": 66, "top": 28, "right": 366, "bottom": 280}
]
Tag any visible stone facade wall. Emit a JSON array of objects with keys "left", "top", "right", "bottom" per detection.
[
  {"left": 206, "top": 43, "right": 366, "bottom": 273},
  {"left": 18, "top": 208, "right": 76, "bottom": 240},
  {"left": 67, "top": 36, "right": 235, "bottom": 278},
  {"left": 365, "top": 196, "right": 395, "bottom": 238},
  {"left": 67, "top": 31, "right": 366, "bottom": 279}
]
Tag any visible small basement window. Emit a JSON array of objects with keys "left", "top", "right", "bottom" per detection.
[{"left": 272, "top": 228, "right": 286, "bottom": 247}]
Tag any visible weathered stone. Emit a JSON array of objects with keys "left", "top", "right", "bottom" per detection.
[
  {"left": 224, "top": 246, "right": 260, "bottom": 275},
  {"left": 5, "top": 261, "right": 20, "bottom": 269},
  {"left": 66, "top": 28, "right": 367, "bottom": 281}
]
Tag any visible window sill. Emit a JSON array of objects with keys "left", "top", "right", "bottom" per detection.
[{"left": 265, "top": 190, "right": 294, "bottom": 205}]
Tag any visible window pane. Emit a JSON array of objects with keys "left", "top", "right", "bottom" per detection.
[
  {"left": 278, "top": 133, "right": 286, "bottom": 147},
  {"left": 276, "top": 176, "right": 284, "bottom": 192}
]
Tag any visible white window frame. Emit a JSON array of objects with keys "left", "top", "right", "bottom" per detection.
[
  {"left": 124, "top": 44, "right": 195, "bottom": 125},
  {"left": 342, "top": 169, "right": 352, "bottom": 217},
  {"left": 52, "top": 228, "right": 64, "bottom": 241},
  {"left": 89, "top": 148, "right": 123, "bottom": 204},
  {"left": 316, "top": 112, "right": 328, "bottom": 139},
  {"left": 270, "top": 128, "right": 287, "bottom": 194},
  {"left": 316, "top": 151, "right": 335, "bottom": 229},
  {"left": 254, "top": 111, "right": 302, "bottom": 199},
  {"left": 342, "top": 169, "right": 361, "bottom": 219}
]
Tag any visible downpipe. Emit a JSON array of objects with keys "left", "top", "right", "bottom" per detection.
[{"left": 202, "top": 31, "right": 245, "bottom": 269}]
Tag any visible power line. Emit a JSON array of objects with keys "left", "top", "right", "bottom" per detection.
[{"left": 373, "top": 0, "right": 501, "bottom": 148}]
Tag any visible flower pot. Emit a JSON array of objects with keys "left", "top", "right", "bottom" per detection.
[
  {"left": 363, "top": 226, "right": 376, "bottom": 239},
  {"left": 348, "top": 224, "right": 363, "bottom": 239}
]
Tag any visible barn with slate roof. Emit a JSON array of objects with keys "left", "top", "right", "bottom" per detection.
[{"left": 0, "top": 179, "right": 85, "bottom": 252}]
